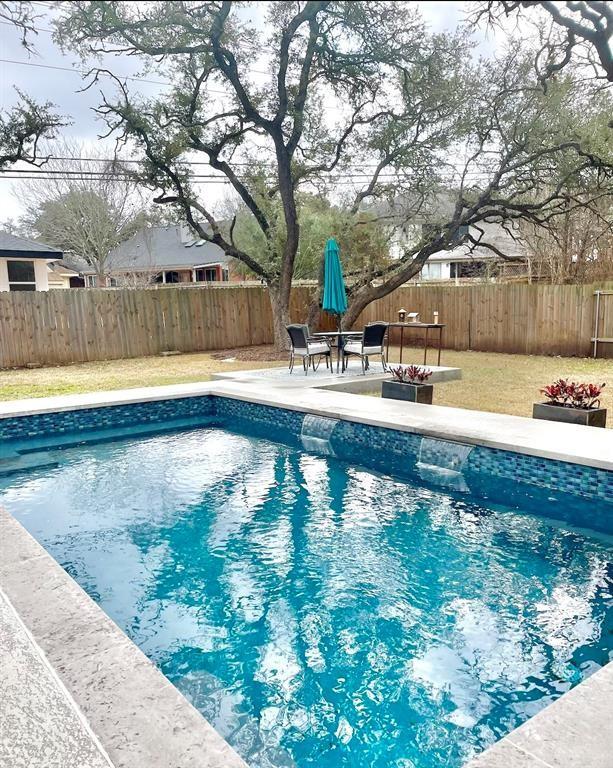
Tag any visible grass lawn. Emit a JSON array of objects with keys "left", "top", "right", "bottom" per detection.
[
  {"left": 0, "top": 353, "right": 284, "bottom": 401},
  {"left": 382, "top": 346, "right": 612, "bottom": 427},
  {"left": 0, "top": 346, "right": 611, "bottom": 427}
]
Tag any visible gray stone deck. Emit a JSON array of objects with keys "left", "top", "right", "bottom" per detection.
[
  {"left": 0, "top": 588, "right": 113, "bottom": 768},
  {"left": 212, "top": 361, "right": 462, "bottom": 393}
]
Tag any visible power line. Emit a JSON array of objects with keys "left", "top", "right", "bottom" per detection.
[
  {"left": 0, "top": 56, "right": 347, "bottom": 109},
  {"left": 0, "top": 18, "right": 273, "bottom": 77},
  {"left": 1, "top": 167, "right": 227, "bottom": 180},
  {"left": 0, "top": 174, "right": 231, "bottom": 184},
  {"left": 0, "top": 174, "right": 489, "bottom": 187},
  {"left": 0, "top": 19, "right": 54, "bottom": 34},
  {"left": 0, "top": 57, "right": 175, "bottom": 87},
  {"left": 0, "top": 167, "right": 492, "bottom": 184},
  {"left": 8, "top": 156, "right": 494, "bottom": 177}
]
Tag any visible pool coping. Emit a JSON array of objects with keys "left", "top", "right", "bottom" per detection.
[
  {"left": 0, "top": 379, "right": 612, "bottom": 767},
  {"left": 0, "top": 586, "right": 115, "bottom": 768},
  {"left": 465, "top": 660, "right": 612, "bottom": 767},
  {"left": 0, "top": 379, "right": 612, "bottom": 470}
]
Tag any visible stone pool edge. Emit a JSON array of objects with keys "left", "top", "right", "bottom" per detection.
[
  {"left": 466, "top": 661, "right": 613, "bottom": 768},
  {"left": 0, "top": 508, "right": 247, "bottom": 768},
  {"left": 1, "top": 378, "right": 612, "bottom": 471}
]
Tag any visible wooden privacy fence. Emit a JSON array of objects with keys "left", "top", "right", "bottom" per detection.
[
  {"left": 0, "top": 282, "right": 612, "bottom": 368},
  {"left": 0, "top": 285, "right": 314, "bottom": 368},
  {"left": 356, "top": 281, "right": 613, "bottom": 358}
]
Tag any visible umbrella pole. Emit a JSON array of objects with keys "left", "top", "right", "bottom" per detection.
[{"left": 337, "top": 314, "right": 343, "bottom": 373}]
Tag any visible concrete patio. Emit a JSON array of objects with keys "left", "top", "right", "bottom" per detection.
[{"left": 212, "top": 361, "right": 462, "bottom": 393}]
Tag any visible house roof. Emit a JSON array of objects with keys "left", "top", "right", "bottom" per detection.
[
  {"left": 368, "top": 191, "right": 457, "bottom": 224},
  {"left": 427, "top": 222, "right": 526, "bottom": 262},
  {"left": 60, "top": 253, "right": 90, "bottom": 274},
  {"left": 0, "top": 231, "right": 63, "bottom": 259},
  {"left": 82, "top": 225, "right": 229, "bottom": 274},
  {"left": 47, "top": 261, "right": 80, "bottom": 277}
]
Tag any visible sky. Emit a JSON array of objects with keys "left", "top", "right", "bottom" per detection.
[{"left": 0, "top": 1, "right": 504, "bottom": 226}]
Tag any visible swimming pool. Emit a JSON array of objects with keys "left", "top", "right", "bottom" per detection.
[{"left": 1, "top": 397, "right": 611, "bottom": 768}]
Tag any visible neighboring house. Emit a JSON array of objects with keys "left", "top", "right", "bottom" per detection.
[
  {"left": 0, "top": 232, "right": 63, "bottom": 291},
  {"left": 46, "top": 261, "right": 84, "bottom": 289},
  {"left": 82, "top": 224, "right": 236, "bottom": 287},
  {"left": 411, "top": 221, "right": 527, "bottom": 282},
  {"left": 375, "top": 195, "right": 529, "bottom": 282}
]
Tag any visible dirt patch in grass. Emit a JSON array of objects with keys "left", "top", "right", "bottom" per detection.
[{"left": 210, "top": 344, "right": 285, "bottom": 362}]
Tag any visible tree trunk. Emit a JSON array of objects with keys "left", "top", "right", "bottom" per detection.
[
  {"left": 343, "top": 291, "right": 372, "bottom": 330},
  {"left": 268, "top": 283, "right": 291, "bottom": 356},
  {"left": 343, "top": 244, "right": 441, "bottom": 330},
  {"left": 306, "top": 255, "right": 324, "bottom": 330}
]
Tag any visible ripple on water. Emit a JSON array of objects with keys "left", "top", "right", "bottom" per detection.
[{"left": 0, "top": 426, "right": 611, "bottom": 768}]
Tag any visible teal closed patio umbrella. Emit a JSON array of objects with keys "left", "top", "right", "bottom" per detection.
[{"left": 322, "top": 238, "right": 347, "bottom": 327}]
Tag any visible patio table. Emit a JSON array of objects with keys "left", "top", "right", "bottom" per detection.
[
  {"left": 386, "top": 322, "right": 445, "bottom": 366},
  {"left": 311, "top": 330, "right": 362, "bottom": 373}
]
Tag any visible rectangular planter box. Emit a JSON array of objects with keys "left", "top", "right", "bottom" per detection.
[
  {"left": 532, "top": 402, "right": 607, "bottom": 428},
  {"left": 382, "top": 380, "right": 433, "bottom": 404}
]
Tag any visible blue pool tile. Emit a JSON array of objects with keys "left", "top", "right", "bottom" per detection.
[
  {"left": 1, "top": 394, "right": 611, "bottom": 526},
  {"left": 0, "top": 396, "right": 214, "bottom": 441}
]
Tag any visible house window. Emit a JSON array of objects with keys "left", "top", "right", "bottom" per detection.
[
  {"left": 86, "top": 275, "right": 97, "bottom": 287},
  {"left": 196, "top": 267, "right": 219, "bottom": 282},
  {"left": 7, "top": 260, "right": 36, "bottom": 291},
  {"left": 154, "top": 270, "right": 181, "bottom": 284},
  {"left": 454, "top": 224, "right": 470, "bottom": 243},
  {"left": 450, "top": 260, "right": 487, "bottom": 278},
  {"left": 421, "top": 262, "right": 441, "bottom": 280}
]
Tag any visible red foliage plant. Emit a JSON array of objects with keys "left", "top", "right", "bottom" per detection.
[
  {"left": 540, "top": 379, "right": 605, "bottom": 410},
  {"left": 390, "top": 364, "right": 433, "bottom": 384}
]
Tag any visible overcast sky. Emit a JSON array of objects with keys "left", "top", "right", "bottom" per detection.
[{"left": 0, "top": 1, "right": 502, "bottom": 226}]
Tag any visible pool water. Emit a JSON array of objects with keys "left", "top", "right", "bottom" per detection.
[{"left": 1, "top": 425, "right": 611, "bottom": 768}]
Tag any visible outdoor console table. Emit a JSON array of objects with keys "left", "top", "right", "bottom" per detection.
[
  {"left": 311, "top": 330, "right": 362, "bottom": 373},
  {"left": 386, "top": 322, "right": 445, "bottom": 366}
]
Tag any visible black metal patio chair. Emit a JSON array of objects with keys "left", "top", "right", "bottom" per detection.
[
  {"left": 342, "top": 322, "right": 389, "bottom": 374},
  {"left": 286, "top": 324, "right": 332, "bottom": 375}
]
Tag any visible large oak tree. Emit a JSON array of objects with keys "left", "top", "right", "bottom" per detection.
[
  {"left": 0, "top": 2, "right": 64, "bottom": 167},
  {"left": 56, "top": 1, "right": 612, "bottom": 346},
  {"left": 475, "top": 1, "right": 613, "bottom": 83}
]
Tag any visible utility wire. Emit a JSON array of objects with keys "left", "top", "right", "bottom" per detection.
[
  {"left": 0, "top": 167, "right": 491, "bottom": 182},
  {"left": 0, "top": 57, "right": 176, "bottom": 88},
  {"left": 0, "top": 175, "right": 488, "bottom": 187},
  {"left": 0, "top": 19, "right": 273, "bottom": 77},
  {"left": 3, "top": 156, "right": 493, "bottom": 178},
  {"left": 0, "top": 56, "right": 353, "bottom": 112}
]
